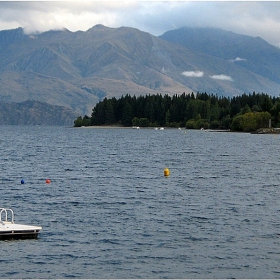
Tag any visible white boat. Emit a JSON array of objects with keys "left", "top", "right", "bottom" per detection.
[{"left": 0, "top": 208, "right": 42, "bottom": 240}]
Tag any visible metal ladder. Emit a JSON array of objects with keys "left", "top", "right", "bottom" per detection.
[{"left": 0, "top": 208, "right": 14, "bottom": 223}]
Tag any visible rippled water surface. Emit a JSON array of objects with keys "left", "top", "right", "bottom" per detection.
[{"left": 1, "top": 126, "right": 280, "bottom": 278}]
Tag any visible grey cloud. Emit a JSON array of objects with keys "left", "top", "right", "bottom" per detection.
[{"left": 0, "top": 2, "right": 280, "bottom": 46}]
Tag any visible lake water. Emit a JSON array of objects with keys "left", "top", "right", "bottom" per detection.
[{"left": 1, "top": 125, "right": 280, "bottom": 278}]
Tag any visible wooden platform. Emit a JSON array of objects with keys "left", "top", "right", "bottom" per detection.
[{"left": 0, "top": 208, "right": 42, "bottom": 240}]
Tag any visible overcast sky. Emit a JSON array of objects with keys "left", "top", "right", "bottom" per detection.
[{"left": 1, "top": 1, "right": 280, "bottom": 47}]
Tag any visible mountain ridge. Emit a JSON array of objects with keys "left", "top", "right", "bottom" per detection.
[
  {"left": 1, "top": 25, "right": 280, "bottom": 125},
  {"left": 159, "top": 27, "right": 280, "bottom": 84}
]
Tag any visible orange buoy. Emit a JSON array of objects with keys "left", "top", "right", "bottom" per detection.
[
  {"left": 46, "top": 179, "right": 51, "bottom": 184},
  {"left": 164, "top": 168, "right": 170, "bottom": 177}
]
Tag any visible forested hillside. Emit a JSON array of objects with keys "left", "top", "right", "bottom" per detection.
[{"left": 74, "top": 92, "right": 280, "bottom": 132}]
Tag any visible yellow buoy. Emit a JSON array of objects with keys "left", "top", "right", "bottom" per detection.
[{"left": 164, "top": 168, "right": 170, "bottom": 177}]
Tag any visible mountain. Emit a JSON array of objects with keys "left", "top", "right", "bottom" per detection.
[
  {"left": 159, "top": 27, "right": 280, "bottom": 85},
  {"left": 0, "top": 100, "right": 78, "bottom": 125},
  {"left": 1, "top": 25, "right": 280, "bottom": 123}
]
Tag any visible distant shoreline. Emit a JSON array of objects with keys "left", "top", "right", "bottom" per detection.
[
  {"left": 74, "top": 126, "right": 280, "bottom": 134},
  {"left": 75, "top": 125, "right": 186, "bottom": 129},
  {"left": 78, "top": 125, "right": 131, "bottom": 129}
]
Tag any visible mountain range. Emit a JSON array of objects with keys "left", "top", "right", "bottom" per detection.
[
  {"left": 0, "top": 100, "right": 77, "bottom": 125},
  {"left": 1, "top": 24, "right": 280, "bottom": 124}
]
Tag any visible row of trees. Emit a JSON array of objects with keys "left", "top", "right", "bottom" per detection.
[{"left": 74, "top": 92, "right": 280, "bottom": 132}]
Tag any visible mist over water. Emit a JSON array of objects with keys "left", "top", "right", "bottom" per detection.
[{"left": 1, "top": 126, "right": 280, "bottom": 278}]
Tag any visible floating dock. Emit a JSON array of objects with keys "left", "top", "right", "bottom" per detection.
[{"left": 0, "top": 208, "right": 42, "bottom": 240}]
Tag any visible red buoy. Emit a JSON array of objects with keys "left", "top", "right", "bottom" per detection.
[{"left": 46, "top": 179, "right": 51, "bottom": 184}]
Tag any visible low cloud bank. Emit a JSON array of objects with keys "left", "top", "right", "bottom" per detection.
[
  {"left": 210, "top": 74, "right": 233, "bottom": 81},
  {"left": 229, "top": 57, "right": 247, "bottom": 62},
  {"left": 182, "top": 71, "right": 233, "bottom": 81},
  {"left": 182, "top": 71, "right": 204, "bottom": 77}
]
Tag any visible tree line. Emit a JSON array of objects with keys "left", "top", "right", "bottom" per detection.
[{"left": 74, "top": 92, "right": 280, "bottom": 132}]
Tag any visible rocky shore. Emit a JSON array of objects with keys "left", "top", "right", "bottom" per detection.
[{"left": 251, "top": 128, "right": 280, "bottom": 134}]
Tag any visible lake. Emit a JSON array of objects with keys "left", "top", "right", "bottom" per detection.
[{"left": 1, "top": 125, "right": 280, "bottom": 278}]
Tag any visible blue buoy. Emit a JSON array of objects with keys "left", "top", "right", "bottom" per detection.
[{"left": 21, "top": 179, "right": 25, "bottom": 184}]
